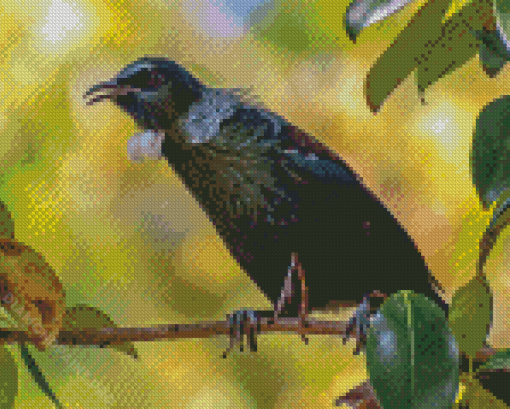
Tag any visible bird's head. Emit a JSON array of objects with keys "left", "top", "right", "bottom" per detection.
[{"left": 84, "top": 57, "right": 203, "bottom": 130}]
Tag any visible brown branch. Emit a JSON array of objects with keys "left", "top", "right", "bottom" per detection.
[
  {"left": 4, "top": 317, "right": 499, "bottom": 360},
  {"left": 0, "top": 317, "right": 347, "bottom": 346},
  {"left": 0, "top": 253, "right": 351, "bottom": 349},
  {"left": 4, "top": 318, "right": 499, "bottom": 363}
]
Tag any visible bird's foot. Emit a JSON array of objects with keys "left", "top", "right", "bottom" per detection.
[
  {"left": 342, "top": 291, "right": 387, "bottom": 355},
  {"left": 223, "top": 252, "right": 309, "bottom": 358},
  {"left": 223, "top": 310, "right": 273, "bottom": 358},
  {"left": 343, "top": 298, "right": 370, "bottom": 355}
]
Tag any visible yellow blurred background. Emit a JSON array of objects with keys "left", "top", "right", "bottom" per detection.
[{"left": 0, "top": 0, "right": 509, "bottom": 407}]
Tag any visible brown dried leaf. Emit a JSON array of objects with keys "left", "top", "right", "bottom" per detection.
[{"left": 0, "top": 239, "right": 66, "bottom": 351}]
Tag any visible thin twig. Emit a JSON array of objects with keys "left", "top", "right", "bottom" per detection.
[
  {"left": 0, "top": 317, "right": 347, "bottom": 347},
  {"left": 3, "top": 321, "right": 498, "bottom": 362}
]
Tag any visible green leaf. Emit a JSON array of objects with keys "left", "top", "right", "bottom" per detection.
[
  {"left": 344, "top": 0, "right": 415, "bottom": 42},
  {"left": 495, "top": 0, "right": 510, "bottom": 41},
  {"left": 366, "top": 291, "right": 459, "bottom": 409},
  {"left": 475, "top": 349, "right": 510, "bottom": 372},
  {"left": 471, "top": 95, "right": 510, "bottom": 209},
  {"left": 19, "top": 343, "right": 62, "bottom": 409},
  {"left": 478, "top": 40, "right": 507, "bottom": 77},
  {"left": 364, "top": 0, "right": 453, "bottom": 112},
  {"left": 0, "top": 345, "right": 17, "bottom": 409},
  {"left": 62, "top": 304, "right": 139, "bottom": 359},
  {"left": 471, "top": 27, "right": 510, "bottom": 78},
  {"left": 414, "top": 0, "right": 493, "bottom": 95},
  {"left": 449, "top": 275, "right": 492, "bottom": 358}
]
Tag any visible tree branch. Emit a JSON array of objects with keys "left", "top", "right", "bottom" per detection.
[{"left": 0, "top": 317, "right": 348, "bottom": 346}]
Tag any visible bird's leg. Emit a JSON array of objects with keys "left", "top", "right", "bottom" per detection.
[
  {"left": 274, "top": 253, "right": 309, "bottom": 344},
  {"left": 343, "top": 291, "right": 388, "bottom": 355},
  {"left": 223, "top": 252, "right": 308, "bottom": 358}
]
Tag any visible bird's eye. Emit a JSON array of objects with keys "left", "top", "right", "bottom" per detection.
[
  {"left": 125, "top": 68, "right": 163, "bottom": 89},
  {"left": 127, "top": 68, "right": 151, "bottom": 88}
]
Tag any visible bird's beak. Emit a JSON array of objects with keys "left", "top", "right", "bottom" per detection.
[
  {"left": 84, "top": 80, "right": 143, "bottom": 106},
  {"left": 83, "top": 80, "right": 119, "bottom": 105}
]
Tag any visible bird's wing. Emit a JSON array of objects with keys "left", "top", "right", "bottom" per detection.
[
  {"left": 262, "top": 122, "right": 367, "bottom": 191},
  {"left": 201, "top": 100, "right": 377, "bottom": 214}
]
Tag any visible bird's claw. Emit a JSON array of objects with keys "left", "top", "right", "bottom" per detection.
[
  {"left": 342, "top": 292, "right": 386, "bottom": 355},
  {"left": 223, "top": 310, "right": 261, "bottom": 358},
  {"left": 343, "top": 300, "right": 370, "bottom": 355}
]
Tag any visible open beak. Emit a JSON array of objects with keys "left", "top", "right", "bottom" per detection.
[
  {"left": 84, "top": 80, "right": 143, "bottom": 106},
  {"left": 83, "top": 80, "right": 119, "bottom": 105}
]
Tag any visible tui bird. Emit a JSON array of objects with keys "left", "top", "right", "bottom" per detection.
[{"left": 85, "top": 57, "right": 446, "bottom": 350}]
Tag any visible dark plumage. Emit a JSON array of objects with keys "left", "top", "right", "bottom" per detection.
[{"left": 85, "top": 57, "right": 445, "bottom": 316}]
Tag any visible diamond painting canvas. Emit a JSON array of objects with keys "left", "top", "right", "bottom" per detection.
[{"left": 0, "top": 0, "right": 509, "bottom": 407}]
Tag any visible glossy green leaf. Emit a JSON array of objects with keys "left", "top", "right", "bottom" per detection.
[
  {"left": 62, "top": 304, "right": 139, "bottom": 359},
  {"left": 478, "top": 41, "right": 507, "bottom": 77},
  {"left": 476, "top": 349, "right": 510, "bottom": 371},
  {"left": 365, "top": 0, "right": 453, "bottom": 112},
  {"left": 471, "top": 27, "right": 510, "bottom": 77},
  {"left": 495, "top": 0, "right": 510, "bottom": 42},
  {"left": 366, "top": 291, "right": 459, "bottom": 409},
  {"left": 449, "top": 275, "right": 492, "bottom": 358},
  {"left": 0, "top": 345, "right": 18, "bottom": 409},
  {"left": 471, "top": 95, "right": 510, "bottom": 209},
  {"left": 344, "top": 0, "right": 415, "bottom": 42},
  {"left": 414, "top": 0, "right": 494, "bottom": 95},
  {"left": 20, "top": 343, "right": 62, "bottom": 409}
]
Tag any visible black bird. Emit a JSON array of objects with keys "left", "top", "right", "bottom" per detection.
[{"left": 84, "top": 57, "right": 446, "bottom": 349}]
